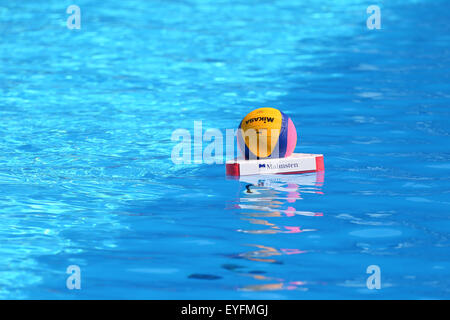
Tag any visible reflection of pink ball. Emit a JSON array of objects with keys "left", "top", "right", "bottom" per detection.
[
  {"left": 285, "top": 207, "right": 296, "bottom": 217},
  {"left": 287, "top": 183, "right": 300, "bottom": 203}
]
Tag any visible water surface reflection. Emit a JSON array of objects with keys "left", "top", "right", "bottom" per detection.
[{"left": 229, "top": 172, "right": 325, "bottom": 292}]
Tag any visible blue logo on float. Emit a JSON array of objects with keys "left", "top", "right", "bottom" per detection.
[{"left": 259, "top": 164, "right": 266, "bottom": 168}]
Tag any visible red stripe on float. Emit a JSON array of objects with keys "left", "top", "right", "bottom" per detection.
[
  {"left": 315, "top": 155, "right": 324, "bottom": 171},
  {"left": 226, "top": 163, "right": 240, "bottom": 176},
  {"left": 278, "top": 169, "right": 317, "bottom": 175}
]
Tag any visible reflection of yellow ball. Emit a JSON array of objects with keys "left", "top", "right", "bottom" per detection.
[{"left": 237, "top": 107, "right": 297, "bottom": 159}]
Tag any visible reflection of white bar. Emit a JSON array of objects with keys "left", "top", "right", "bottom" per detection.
[
  {"left": 226, "top": 153, "right": 324, "bottom": 176},
  {"left": 238, "top": 172, "right": 321, "bottom": 187}
]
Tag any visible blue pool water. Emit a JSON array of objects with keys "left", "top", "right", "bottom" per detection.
[{"left": 0, "top": 0, "right": 449, "bottom": 299}]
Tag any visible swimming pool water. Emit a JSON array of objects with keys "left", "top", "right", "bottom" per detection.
[{"left": 0, "top": 0, "right": 449, "bottom": 299}]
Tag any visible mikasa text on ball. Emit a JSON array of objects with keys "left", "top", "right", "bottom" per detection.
[{"left": 237, "top": 107, "right": 297, "bottom": 159}]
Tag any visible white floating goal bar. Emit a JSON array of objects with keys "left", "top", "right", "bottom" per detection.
[{"left": 226, "top": 153, "right": 324, "bottom": 176}]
